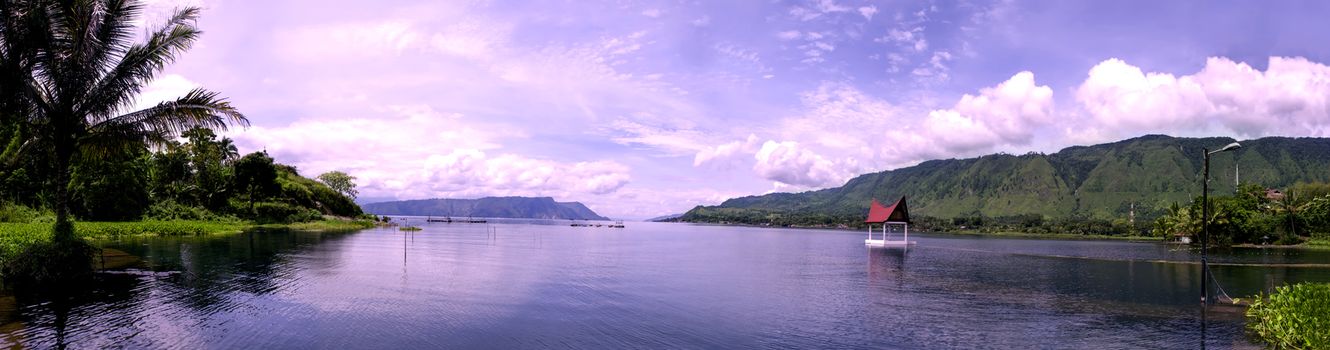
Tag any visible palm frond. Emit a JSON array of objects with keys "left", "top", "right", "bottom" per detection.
[
  {"left": 85, "top": 0, "right": 141, "bottom": 75},
  {"left": 81, "top": 6, "right": 199, "bottom": 121},
  {"left": 87, "top": 88, "right": 248, "bottom": 143}
]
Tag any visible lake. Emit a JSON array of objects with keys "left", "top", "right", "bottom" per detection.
[{"left": 2, "top": 220, "right": 1328, "bottom": 349}]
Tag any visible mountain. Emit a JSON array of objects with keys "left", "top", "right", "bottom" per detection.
[
  {"left": 679, "top": 135, "right": 1330, "bottom": 224},
  {"left": 363, "top": 197, "right": 610, "bottom": 220},
  {"left": 646, "top": 213, "right": 684, "bottom": 222}
]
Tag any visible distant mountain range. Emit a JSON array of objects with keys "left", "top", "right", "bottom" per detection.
[
  {"left": 646, "top": 213, "right": 683, "bottom": 222},
  {"left": 679, "top": 135, "right": 1330, "bottom": 224},
  {"left": 362, "top": 196, "right": 609, "bottom": 220}
]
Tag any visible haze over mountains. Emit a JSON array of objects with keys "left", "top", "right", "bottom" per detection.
[
  {"left": 363, "top": 197, "right": 610, "bottom": 220},
  {"left": 680, "top": 135, "right": 1330, "bottom": 224}
]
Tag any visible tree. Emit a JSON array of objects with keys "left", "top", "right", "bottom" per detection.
[
  {"left": 0, "top": 1, "right": 246, "bottom": 240},
  {"left": 233, "top": 151, "right": 278, "bottom": 214},
  {"left": 317, "top": 171, "right": 358, "bottom": 200}
]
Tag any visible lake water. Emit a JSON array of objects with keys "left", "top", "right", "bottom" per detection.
[{"left": 3, "top": 220, "right": 1329, "bottom": 349}]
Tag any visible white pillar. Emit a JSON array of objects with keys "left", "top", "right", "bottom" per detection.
[{"left": 904, "top": 223, "right": 909, "bottom": 244}]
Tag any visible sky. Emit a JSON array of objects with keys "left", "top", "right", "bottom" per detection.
[{"left": 136, "top": 0, "right": 1330, "bottom": 219}]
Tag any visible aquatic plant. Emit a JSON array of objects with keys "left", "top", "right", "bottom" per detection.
[{"left": 1245, "top": 282, "right": 1330, "bottom": 349}]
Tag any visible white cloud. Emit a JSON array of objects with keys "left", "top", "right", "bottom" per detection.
[
  {"left": 1074, "top": 56, "right": 1330, "bottom": 140},
  {"left": 273, "top": 21, "right": 422, "bottom": 62},
  {"left": 132, "top": 74, "right": 201, "bottom": 112},
  {"left": 777, "top": 30, "right": 803, "bottom": 40},
  {"left": 692, "top": 72, "right": 1055, "bottom": 188},
  {"left": 229, "top": 104, "right": 630, "bottom": 201},
  {"left": 605, "top": 118, "right": 710, "bottom": 156},
  {"left": 877, "top": 27, "right": 927, "bottom": 52},
  {"left": 753, "top": 140, "right": 848, "bottom": 188},
  {"left": 694, "top": 134, "right": 760, "bottom": 167},
  {"left": 422, "top": 150, "right": 630, "bottom": 196},
  {"left": 859, "top": 6, "right": 878, "bottom": 20},
  {"left": 641, "top": 9, "right": 662, "bottom": 18},
  {"left": 911, "top": 51, "right": 953, "bottom": 82}
]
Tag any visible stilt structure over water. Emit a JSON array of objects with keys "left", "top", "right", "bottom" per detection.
[{"left": 865, "top": 197, "right": 913, "bottom": 247}]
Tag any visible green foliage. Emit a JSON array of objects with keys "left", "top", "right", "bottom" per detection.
[
  {"left": 69, "top": 147, "right": 152, "bottom": 221},
  {"left": 234, "top": 151, "right": 280, "bottom": 212},
  {"left": 0, "top": 238, "right": 95, "bottom": 288},
  {"left": 253, "top": 202, "right": 322, "bottom": 224},
  {"left": 317, "top": 171, "right": 358, "bottom": 200},
  {"left": 0, "top": 202, "right": 46, "bottom": 223},
  {"left": 1246, "top": 283, "right": 1330, "bottom": 349},
  {"left": 275, "top": 167, "right": 362, "bottom": 218},
  {"left": 143, "top": 200, "right": 233, "bottom": 221}
]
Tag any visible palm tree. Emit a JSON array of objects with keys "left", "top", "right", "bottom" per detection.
[
  {"left": 1, "top": 0, "right": 247, "bottom": 241},
  {"left": 218, "top": 137, "right": 239, "bottom": 163}
]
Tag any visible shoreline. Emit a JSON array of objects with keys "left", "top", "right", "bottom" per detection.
[{"left": 675, "top": 220, "right": 1165, "bottom": 242}]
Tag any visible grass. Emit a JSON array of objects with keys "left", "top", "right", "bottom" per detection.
[
  {"left": 1307, "top": 238, "right": 1330, "bottom": 248},
  {"left": 1245, "top": 282, "right": 1330, "bottom": 349}
]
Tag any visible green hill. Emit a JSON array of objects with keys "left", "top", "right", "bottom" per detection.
[
  {"left": 678, "top": 135, "right": 1330, "bottom": 226},
  {"left": 363, "top": 196, "right": 609, "bottom": 220}
]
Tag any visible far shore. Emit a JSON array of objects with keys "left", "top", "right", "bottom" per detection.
[{"left": 667, "top": 221, "right": 1330, "bottom": 248}]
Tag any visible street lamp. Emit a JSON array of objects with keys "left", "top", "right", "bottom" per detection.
[{"left": 1201, "top": 141, "right": 1241, "bottom": 306}]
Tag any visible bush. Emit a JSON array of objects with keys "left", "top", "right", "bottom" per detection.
[
  {"left": 1246, "top": 282, "right": 1330, "bottom": 349},
  {"left": 0, "top": 202, "right": 44, "bottom": 223},
  {"left": 144, "top": 200, "right": 231, "bottom": 221},
  {"left": 0, "top": 238, "right": 95, "bottom": 288},
  {"left": 253, "top": 202, "right": 321, "bottom": 224}
]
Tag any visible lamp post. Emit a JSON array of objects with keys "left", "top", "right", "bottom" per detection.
[{"left": 1201, "top": 142, "right": 1241, "bottom": 306}]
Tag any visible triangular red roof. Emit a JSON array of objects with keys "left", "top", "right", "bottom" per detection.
[{"left": 864, "top": 196, "right": 910, "bottom": 223}]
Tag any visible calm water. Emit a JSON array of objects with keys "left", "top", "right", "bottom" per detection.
[{"left": 3, "top": 220, "right": 1329, "bottom": 349}]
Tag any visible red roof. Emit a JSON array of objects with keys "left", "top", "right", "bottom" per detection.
[{"left": 864, "top": 197, "right": 910, "bottom": 223}]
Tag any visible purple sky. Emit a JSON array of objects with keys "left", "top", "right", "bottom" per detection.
[{"left": 138, "top": 0, "right": 1330, "bottom": 219}]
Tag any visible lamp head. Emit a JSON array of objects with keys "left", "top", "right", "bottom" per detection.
[{"left": 1208, "top": 142, "right": 1243, "bottom": 155}]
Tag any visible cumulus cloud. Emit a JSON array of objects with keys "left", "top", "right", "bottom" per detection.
[
  {"left": 694, "top": 134, "right": 760, "bottom": 167},
  {"left": 1074, "top": 56, "right": 1330, "bottom": 140},
  {"left": 752, "top": 140, "right": 848, "bottom": 188},
  {"left": 692, "top": 72, "right": 1054, "bottom": 189}
]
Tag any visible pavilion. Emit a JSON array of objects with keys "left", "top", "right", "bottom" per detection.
[{"left": 865, "top": 196, "right": 913, "bottom": 247}]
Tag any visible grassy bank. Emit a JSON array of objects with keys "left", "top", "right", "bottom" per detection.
[{"left": 0, "top": 219, "right": 377, "bottom": 263}]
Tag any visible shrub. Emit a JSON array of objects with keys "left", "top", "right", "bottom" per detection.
[
  {"left": 144, "top": 200, "right": 230, "bottom": 221},
  {"left": 0, "top": 238, "right": 95, "bottom": 288},
  {"left": 0, "top": 202, "right": 43, "bottom": 223},
  {"left": 253, "top": 202, "right": 321, "bottom": 224},
  {"left": 1246, "top": 282, "right": 1330, "bottom": 349}
]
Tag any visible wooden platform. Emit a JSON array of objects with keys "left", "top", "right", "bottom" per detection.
[{"left": 865, "top": 239, "right": 914, "bottom": 247}]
